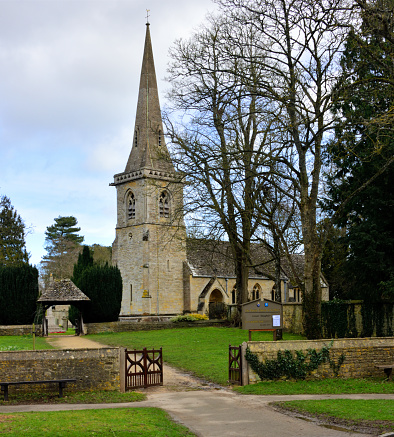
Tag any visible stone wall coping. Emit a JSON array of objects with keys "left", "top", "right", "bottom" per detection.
[{"left": 248, "top": 337, "right": 394, "bottom": 351}]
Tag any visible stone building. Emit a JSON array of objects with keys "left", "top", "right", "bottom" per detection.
[{"left": 111, "top": 23, "right": 328, "bottom": 318}]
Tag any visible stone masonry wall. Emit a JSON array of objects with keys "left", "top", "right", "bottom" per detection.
[
  {"left": 246, "top": 337, "right": 394, "bottom": 383},
  {"left": 84, "top": 320, "right": 225, "bottom": 334},
  {"left": 0, "top": 325, "right": 32, "bottom": 336},
  {"left": 0, "top": 348, "right": 121, "bottom": 394}
]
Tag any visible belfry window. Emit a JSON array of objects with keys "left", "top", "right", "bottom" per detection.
[
  {"left": 159, "top": 191, "right": 169, "bottom": 218},
  {"left": 128, "top": 192, "right": 136, "bottom": 219}
]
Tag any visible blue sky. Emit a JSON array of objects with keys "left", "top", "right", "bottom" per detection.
[{"left": 0, "top": 0, "right": 216, "bottom": 266}]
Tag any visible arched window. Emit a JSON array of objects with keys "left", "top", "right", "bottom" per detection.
[
  {"left": 159, "top": 191, "right": 169, "bottom": 218},
  {"left": 128, "top": 192, "right": 136, "bottom": 219},
  {"left": 231, "top": 285, "right": 236, "bottom": 304},
  {"left": 252, "top": 283, "right": 261, "bottom": 301}
]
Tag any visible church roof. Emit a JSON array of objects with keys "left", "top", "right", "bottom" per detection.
[
  {"left": 38, "top": 279, "right": 90, "bottom": 304},
  {"left": 186, "top": 239, "right": 286, "bottom": 280},
  {"left": 123, "top": 23, "right": 175, "bottom": 174},
  {"left": 185, "top": 239, "right": 327, "bottom": 288}
]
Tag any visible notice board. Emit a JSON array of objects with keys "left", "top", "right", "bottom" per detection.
[{"left": 241, "top": 299, "right": 283, "bottom": 330}]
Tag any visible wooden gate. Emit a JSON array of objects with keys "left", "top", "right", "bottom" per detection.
[
  {"left": 229, "top": 344, "right": 242, "bottom": 385},
  {"left": 125, "top": 347, "right": 163, "bottom": 389}
]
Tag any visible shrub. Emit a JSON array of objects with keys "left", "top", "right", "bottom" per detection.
[{"left": 171, "top": 313, "right": 208, "bottom": 322}]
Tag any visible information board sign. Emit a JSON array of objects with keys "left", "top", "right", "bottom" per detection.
[{"left": 241, "top": 299, "right": 283, "bottom": 330}]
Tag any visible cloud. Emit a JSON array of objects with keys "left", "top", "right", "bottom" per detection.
[{"left": 0, "top": 0, "right": 217, "bottom": 267}]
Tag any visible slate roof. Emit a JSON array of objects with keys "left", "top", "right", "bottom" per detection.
[
  {"left": 185, "top": 239, "right": 328, "bottom": 288},
  {"left": 186, "top": 239, "right": 288, "bottom": 280},
  {"left": 38, "top": 279, "right": 90, "bottom": 304}
]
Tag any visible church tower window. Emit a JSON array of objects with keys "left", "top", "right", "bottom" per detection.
[
  {"left": 134, "top": 130, "right": 138, "bottom": 148},
  {"left": 128, "top": 192, "right": 136, "bottom": 219},
  {"left": 159, "top": 191, "right": 169, "bottom": 218},
  {"left": 158, "top": 130, "right": 162, "bottom": 147}
]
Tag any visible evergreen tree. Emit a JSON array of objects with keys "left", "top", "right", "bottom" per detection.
[
  {"left": 69, "top": 246, "right": 122, "bottom": 323},
  {"left": 77, "top": 264, "right": 122, "bottom": 323},
  {"left": 41, "top": 216, "right": 84, "bottom": 280},
  {"left": 0, "top": 264, "right": 39, "bottom": 324},
  {"left": 326, "top": 3, "right": 394, "bottom": 301},
  {"left": 45, "top": 216, "right": 84, "bottom": 245},
  {"left": 0, "top": 195, "right": 29, "bottom": 266},
  {"left": 71, "top": 245, "right": 94, "bottom": 285}
]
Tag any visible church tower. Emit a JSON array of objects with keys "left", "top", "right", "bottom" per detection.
[{"left": 111, "top": 22, "right": 187, "bottom": 317}]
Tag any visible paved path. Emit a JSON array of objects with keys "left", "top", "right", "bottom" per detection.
[{"left": 2, "top": 335, "right": 393, "bottom": 437}]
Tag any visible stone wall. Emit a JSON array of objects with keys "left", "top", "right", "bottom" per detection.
[
  {"left": 0, "top": 348, "right": 121, "bottom": 393},
  {"left": 84, "top": 319, "right": 225, "bottom": 334},
  {"left": 245, "top": 337, "right": 394, "bottom": 383},
  {"left": 0, "top": 325, "right": 32, "bottom": 336}
]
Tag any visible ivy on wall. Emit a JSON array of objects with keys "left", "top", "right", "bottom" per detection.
[{"left": 245, "top": 341, "right": 345, "bottom": 380}]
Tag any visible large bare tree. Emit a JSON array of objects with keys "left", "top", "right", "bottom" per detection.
[{"left": 165, "top": 15, "right": 287, "bottom": 315}]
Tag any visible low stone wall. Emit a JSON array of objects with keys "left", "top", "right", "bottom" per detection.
[
  {"left": 84, "top": 319, "right": 225, "bottom": 334},
  {"left": 245, "top": 337, "right": 394, "bottom": 383},
  {"left": 0, "top": 348, "right": 121, "bottom": 394},
  {"left": 0, "top": 325, "right": 33, "bottom": 336}
]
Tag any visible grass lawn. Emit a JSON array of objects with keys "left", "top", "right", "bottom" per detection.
[
  {"left": 88, "top": 327, "right": 304, "bottom": 386},
  {"left": 235, "top": 378, "right": 394, "bottom": 395},
  {"left": 275, "top": 399, "right": 394, "bottom": 434},
  {"left": 0, "top": 335, "right": 54, "bottom": 351},
  {"left": 0, "top": 408, "right": 195, "bottom": 436},
  {"left": 0, "top": 389, "right": 145, "bottom": 406}
]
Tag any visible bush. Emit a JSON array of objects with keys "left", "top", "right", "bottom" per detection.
[
  {"left": 171, "top": 313, "right": 208, "bottom": 322},
  {"left": 208, "top": 302, "right": 227, "bottom": 319},
  {"left": 0, "top": 264, "right": 38, "bottom": 324}
]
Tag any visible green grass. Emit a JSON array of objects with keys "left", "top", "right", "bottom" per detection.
[
  {"left": 0, "top": 389, "right": 146, "bottom": 406},
  {"left": 234, "top": 378, "right": 394, "bottom": 395},
  {"left": 0, "top": 408, "right": 195, "bottom": 436},
  {"left": 276, "top": 399, "right": 394, "bottom": 433},
  {"left": 0, "top": 335, "right": 54, "bottom": 351},
  {"left": 88, "top": 327, "right": 304, "bottom": 386}
]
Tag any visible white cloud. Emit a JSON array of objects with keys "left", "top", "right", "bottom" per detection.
[{"left": 0, "top": 0, "right": 217, "bottom": 267}]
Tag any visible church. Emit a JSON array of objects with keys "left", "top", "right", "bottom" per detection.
[{"left": 111, "top": 23, "right": 329, "bottom": 319}]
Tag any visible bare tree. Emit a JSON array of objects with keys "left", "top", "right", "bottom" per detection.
[{"left": 165, "top": 15, "right": 287, "bottom": 318}]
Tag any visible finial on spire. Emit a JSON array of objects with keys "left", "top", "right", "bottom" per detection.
[{"left": 146, "top": 9, "right": 150, "bottom": 25}]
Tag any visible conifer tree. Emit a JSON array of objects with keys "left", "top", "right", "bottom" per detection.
[
  {"left": 0, "top": 264, "right": 38, "bottom": 324},
  {"left": 69, "top": 246, "right": 122, "bottom": 323},
  {"left": 41, "top": 216, "right": 84, "bottom": 280},
  {"left": 0, "top": 195, "right": 29, "bottom": 266},
  {"left": 326, "top": 1, "right": 394, "bottom": 301}
]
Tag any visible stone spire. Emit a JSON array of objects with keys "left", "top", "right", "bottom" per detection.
[{"left": 124, "top": 23, "right": 174, "bottom": 174}]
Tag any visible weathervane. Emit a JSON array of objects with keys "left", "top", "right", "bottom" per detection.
[{"left": 146, "top": 9, "right": 150, "bottom": 25}]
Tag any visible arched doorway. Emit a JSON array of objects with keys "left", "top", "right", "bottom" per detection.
[{"left": 208, "top": 289, "right": 226, "bottom": 319}]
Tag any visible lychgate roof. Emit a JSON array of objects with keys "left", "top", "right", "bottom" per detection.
[{"left": 38, "top": 279, "right": 90, "bottom": 304}]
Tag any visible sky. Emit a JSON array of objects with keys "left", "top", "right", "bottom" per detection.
[{"left": 0, "top": 0, "right": 217, "bottom": 267}]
